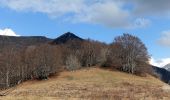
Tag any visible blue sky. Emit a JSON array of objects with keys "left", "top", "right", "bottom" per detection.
[{"left": 0, "top": 0, "right": 170, "bottom": 67}]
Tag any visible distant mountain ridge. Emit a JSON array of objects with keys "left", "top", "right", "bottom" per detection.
[
  {"left": 0, "top": 32, "right": 84, "bottom": 48},
  {"left": 153, "top": 66, "right": 170, "bottom": 84},
  {"left": 51, "top": 32, "right": 84, "bottom": 44},
  {"left": 0, "top": 35, "right": 52, "bottom": 48},
  {"left": 164, "top": 63, "right": 170, "bottom": 71}
]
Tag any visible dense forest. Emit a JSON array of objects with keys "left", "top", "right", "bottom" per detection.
[{"left": 0, "top": 32, "right": 154, "bottom": 89}]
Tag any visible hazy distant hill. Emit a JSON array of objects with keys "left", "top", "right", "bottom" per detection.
[
  {"left": 164, "top": 63, "right": 170, "bottom": 71},
  {"left": 51, "top": 32, "right": 84, "bottom": 44}
]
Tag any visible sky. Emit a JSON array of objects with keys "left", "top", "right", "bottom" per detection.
[{"left": 0, "top": 0, "right": 170, "bottom": 67}]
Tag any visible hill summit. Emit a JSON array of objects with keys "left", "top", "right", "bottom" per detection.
[
  {"left": 1, "top": 68, "right": 169, "bottom": 99},
  {"left": 52, "top": 32, "right": 83, "bottom": 44}
]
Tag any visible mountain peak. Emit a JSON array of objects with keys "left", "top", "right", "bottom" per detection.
[
  {"left": 64, "top": 32, "right": 75, "bottom": 36},
  {"left": 52, "top": 32, "right": 83, "bottom": 44}
]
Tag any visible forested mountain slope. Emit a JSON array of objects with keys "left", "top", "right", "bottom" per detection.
[{"left": 0, "top": 35, "right": 52, "bottom": 48}]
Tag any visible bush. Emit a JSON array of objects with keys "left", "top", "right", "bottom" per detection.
[
  {"left": 34, "top": 66, "right": 49, "bottom": 80},
  {"left": 66, "top": 55, "right": 81, "bottom": 71}
]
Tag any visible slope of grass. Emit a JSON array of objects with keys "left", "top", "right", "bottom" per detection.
[{"left": 0, "top": 67, "right": 170, "bottom": 100}]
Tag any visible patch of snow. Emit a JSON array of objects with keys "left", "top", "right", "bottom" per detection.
[{"left": 0, "top": 28, "right": 20, "bottom": 36}]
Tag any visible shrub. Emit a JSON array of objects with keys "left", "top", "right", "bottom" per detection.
[{"left": 66, "top": 55, "right": 81, "bottom": 71}]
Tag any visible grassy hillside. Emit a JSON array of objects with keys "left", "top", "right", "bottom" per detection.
[{"left": 0, "top": 68, "right": 170, "bottom": 100}]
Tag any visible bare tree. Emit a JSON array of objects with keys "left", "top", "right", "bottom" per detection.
[
  {"left": 21, "top": 45, "right": 37, "bottom": 80},
  {"left": 66, "top": 55, "right": 80, "bottom": 71},
  {"left": 78, "top": 39, "right": 103, "bottom": 67},
  {"left": 111, "top": 34, "right": 150, "bottom": 74},
  {"left": 0, "top": 46, "right": 22, "bottom": 87},
  {"left": 103, "top": 44, "right": 122, "bottom": 69},
  {"left": 30, "top": 44, "right": 62, "bottom": 79}
]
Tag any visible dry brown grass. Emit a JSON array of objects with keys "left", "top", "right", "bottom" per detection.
[{"left": 0, "top": 68, "right": 170, "bottom": 100}]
